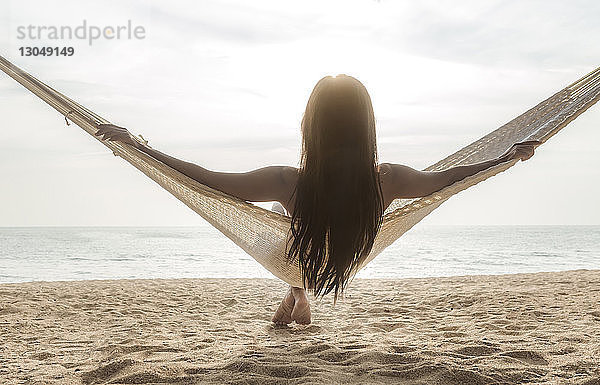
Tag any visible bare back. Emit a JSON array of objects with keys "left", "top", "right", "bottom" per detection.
[{"left": 278, "top": 164, "right": 395, "bottom": 217}]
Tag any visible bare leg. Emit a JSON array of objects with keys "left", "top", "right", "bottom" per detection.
[
  {"left": 272, "top": 286, "right": 295, "bottom": 325},
  {"left": 290, "top": 287, "right": 311, "bottom": 325},
  {"left": 270, "top": 203, "right": 312, "bottom": 325}
]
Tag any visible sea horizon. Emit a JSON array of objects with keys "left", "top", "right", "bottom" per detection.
[{"left": 1, "top": 224, "right": 598, "bottom": 284}]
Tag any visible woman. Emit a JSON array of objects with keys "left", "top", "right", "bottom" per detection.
[{"left": 94, "top": 74, "right": 538, "bottom": 326}]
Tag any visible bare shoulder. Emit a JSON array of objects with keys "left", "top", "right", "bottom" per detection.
[
  {"left": 378, "top": 162, "right": 431, "bottom": 202},
  {"left": 377, "top": 162, "right": 392, "bottom": 176},
  {"left": 279, "top": 166, "right": 299, "bottom": 214},
  {"left": 281, "top": 166, "right": 299, "bottom": 184},
  {"left": 378, "top": 162, "right": 452, "bottom": 200},
  {"left": 379, "top": 162, "right": 423, "bottom": 181},
  {"left": 280, "top": 165, "right": 299, "bottom": 198},
  {"left": 377, "top": 162, "right": 397, "bottom": 186},
  {"left": 377, "top": 163, "right": 395, "bottom": 210}
]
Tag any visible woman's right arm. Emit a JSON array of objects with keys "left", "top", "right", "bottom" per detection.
[
  {"left": 383, "top": 140, "right": 540, "bottom": 199},
  {"left": 93, "top": 124, "right": 293, "bottom": 204}
]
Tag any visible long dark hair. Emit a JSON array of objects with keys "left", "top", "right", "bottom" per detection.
[{"left": 286, "top": 74, "right": 384, "bottom": 300}]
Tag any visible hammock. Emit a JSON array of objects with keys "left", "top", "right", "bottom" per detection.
[{"left": 1, "top": 55, "right": 599, "bottom": 287}]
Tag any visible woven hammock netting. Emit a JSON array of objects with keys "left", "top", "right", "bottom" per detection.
[{"left": 1, "top": 55, "right": 598, "bottom": 287}]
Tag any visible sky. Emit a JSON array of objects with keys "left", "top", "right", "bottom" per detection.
[{"left": 0, "top": 0, "right": 599, "bottom": 226}]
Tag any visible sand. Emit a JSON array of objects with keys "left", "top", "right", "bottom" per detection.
[{"left": 1, "top": 270, "right": 599, "bottom": 385}]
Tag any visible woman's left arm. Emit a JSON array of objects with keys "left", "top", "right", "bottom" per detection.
[
  {"left": 94, "top": 124, "right": 291, "bottom": 203},
  {"left": 384, "top": 140, "right": 541, "bottom": 199}
]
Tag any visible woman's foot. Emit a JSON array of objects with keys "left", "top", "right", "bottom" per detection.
[
  {"left": 290, "top": 287, "right": 312, "bottom": 325},
  {"left": 272, "top": 288, "right": 295, "bottom": 325},
  {"left": 271, "top": 287, "right": 312, "bottom": 325}
]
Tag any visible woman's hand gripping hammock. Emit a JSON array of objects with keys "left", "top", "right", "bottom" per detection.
[
  {"left": 498, "top": 140, "right": 541, "bottom": 162},
  {"left": 94, "top": 124, "right": 149, "bottom": 150}
]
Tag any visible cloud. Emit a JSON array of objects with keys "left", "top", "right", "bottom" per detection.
[{"left": 382, "top": 0, "right": 600, "bottom": 69}]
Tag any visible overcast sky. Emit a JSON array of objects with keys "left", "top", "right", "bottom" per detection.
[{"left": 0, "top": 0, "right": 599, "bottom": 226}]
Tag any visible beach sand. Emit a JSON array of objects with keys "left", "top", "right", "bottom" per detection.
[{"left": 1, "top": 270, "right": 599, "bottom": 384}]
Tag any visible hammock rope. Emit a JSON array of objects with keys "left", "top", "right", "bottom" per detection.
[{"left": 1, "top": 55, "right": 598, "bottom": 287}]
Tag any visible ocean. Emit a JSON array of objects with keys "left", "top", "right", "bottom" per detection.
[{"left": 0, "top": 225, "right": 598, "bottom": 284}]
